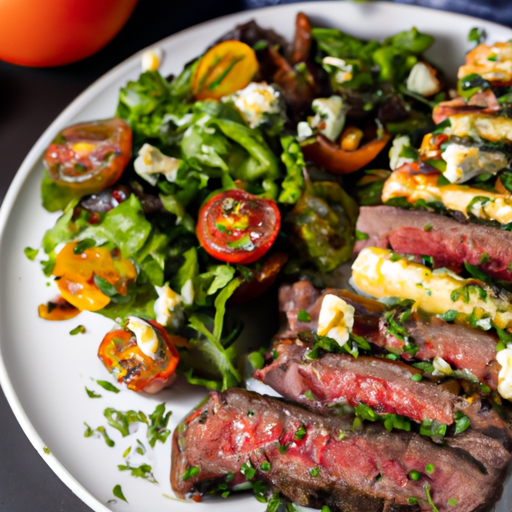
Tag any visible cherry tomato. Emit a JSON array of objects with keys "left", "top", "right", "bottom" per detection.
[
  {"left": 196, "top": 189, "right": 281, "bottom": 264},
  {"left": 98, "top": 318, "right": 179, "bottom": 394},
  {"left": 192, "top": 40, "right": 259, "bottom": 101},
  {"left": 44, "top": 118, "right": 132, "bottom": 195},
  {"left": 0, "top": 0, "right": 138, "bottom": 67},
  {"left": 38, "top": 296, "right": 81, "bottom": 321},
  {"left": 231, "top": 252, "right": 288, "bottom": 303},
  {"left": 53, "top": 242, "right": 137, "bottom": 311},
  {"left": 301, "top": 132, "right": 391, "bottom": 174}
]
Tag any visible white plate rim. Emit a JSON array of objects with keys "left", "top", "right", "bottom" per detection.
[{"left": 1, "top": 2, "right": 512, "bottom": 511}]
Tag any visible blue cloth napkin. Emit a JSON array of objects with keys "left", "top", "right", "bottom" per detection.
[{"left": 240, "top": 0, "right": 512, "bottom": 28}]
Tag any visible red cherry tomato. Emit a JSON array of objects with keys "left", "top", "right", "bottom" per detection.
[
  {"left": 44, "top": 118, "right": 132, "bottom": 195},
  {"left": 196, "top": 189, "right": 281, "bottom": 265},
  {"left": 0, "top": 0, "right": 138, "bottom": 67},
  {"left": 98, "top": 318, "right": 179, "bottom": 394}
]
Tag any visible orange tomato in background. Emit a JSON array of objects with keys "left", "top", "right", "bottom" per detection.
[{"left": 0, "top": 0, "right": 139, "bottom": 67}]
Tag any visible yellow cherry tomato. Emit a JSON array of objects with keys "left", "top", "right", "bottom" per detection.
[
  {"left": 53, "top": 242, "right": 137, "bottom": 311},
  {"left": 192, "top": 40, "right": 259, "bottom": 100}
]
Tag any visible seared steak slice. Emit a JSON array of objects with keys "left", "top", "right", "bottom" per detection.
[
  {"left": 355, "top": 205, "right": 512, "bottom": 283},
  {"left": 255, "top": 343, "right": 459, "bottom": 425},
  {"left": 277, "top": 281, "right": 500, "bottom": 390},
  {"left": 171, "top": 388, "right": 510, "bottom": 512}
]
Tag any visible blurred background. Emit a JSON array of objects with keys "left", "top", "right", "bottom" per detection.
[{"left": 0, "top": 0, "right": 511, "bottom": 511}]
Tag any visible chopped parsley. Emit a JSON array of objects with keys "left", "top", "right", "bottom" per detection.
[
  {"left": 113, "top": 484, "right": 128, "bottom": 503},
  {"left": 408, "top": 469, "right": 421, "bottom": 481},
  {"left": 454, "top": 411, "right": 470, "bottom": 435},
  {"left": 355, "top": 229, "right": 369, "bottom": 240},
  {"left": 420, "top": 418, "right": 447, "bottom": 438},
  {"left": 24, "top": 247, "right": 39, "bottom": 260},
  {"left": 240, "top": 461, "right": 256, "bottom": 480},
  {"left": 96, "top": 380, "right": 120, "bottom": 393},
  {"left": 411, "top": 373, "right": 423, "bottom": 382},
  {"left": 182, "top": 465, "right": 200, "bottom": 481},
  {"left": 84, "top": 423, "right": 114, "bottom": 447},
  {"left": 147, "top": 403, "right": 172, "bottom": 447},
  {"left": 85, "top": 387, "right": 101, "bottom": 398},
  {"left": 297, "top": 309, "right": 311, "bottom": 322},
  {"left": 118, "top": 463, "right": 158, "bottom": 483},
  {"left": 69, "top": 325, "right": 86, "bottom": 335},
  {"left": 309, "top": 467, "right": 320, "bottom": 477},
  {"left": 479, "top": 253, "right": 491, "bottom": 264},
  {"left": 103, "top": 408, "right": 147, "bottom": 437},
  {"left": 448, "top": 498, "right": 459, "bottom": 506},
  {"left": 423, "top": 223, "right": 433, "bottom": 231},
  {"left": 260, "top": 461, "right": 271, "bottom": 471},
  {"left": 425, "top": 463, "right": 434, "bottom": 474},
  {"left": 294, "top": 424, "right": 307, "bottom": 440}
]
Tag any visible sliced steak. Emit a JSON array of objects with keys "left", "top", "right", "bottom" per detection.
[
  {"left": 277, "top": 281, "right": 500, "bottom": 390},
  {"left": 255, "top": 343, "right": 459, "bottom": 425},
  {"left": 355, "top": 205, "right": 512, "bottom": 283},
  {"left": 171, "top": 388, "right": 510, "bottom": 512}
]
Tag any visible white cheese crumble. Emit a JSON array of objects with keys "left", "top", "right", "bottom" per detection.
[
  {"left": 311, "top": 95, "right": 346, "bottom": 142},
  {"left": 141, "top": 48, "right": 163, "bottom": 72},
  {"left": 389, "top": 135, "right": 414, "bottom": 171},
  {"left": 317, "top": 294, "right": 355, "bottom": 347},
  {"left": 154, "top": 284, "right": 182, "bottom": 326},
  {"left": 322, "top": 56, "right": 354, "bottom": 84},
  {"left": 226, "top": 82, "right": 281, "bottom": 129},
  {"left": 406, "top": 62, "right": 441, "bottom": 97},
  {"left": 441, "top": 143, "right": 507, "bottom": 184},
  {"left": 497, "top": 347, "right": 512, "bottom": 400},
  {"left": 180, "top": 279, "right": 194, "bottom": 306},
  {"left": 126, "top": 316, "right": 160, "bottom": 360},
  {"left": 133, "top": 143, "right": 182, "bottom": 186}
]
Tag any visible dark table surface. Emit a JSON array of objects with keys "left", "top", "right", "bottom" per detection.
[{"left": 1, "top": 0, "right": 512, "bottom": 511}]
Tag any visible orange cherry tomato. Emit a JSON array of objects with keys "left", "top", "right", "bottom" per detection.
[
  {"left": 196, "top": 189, "right": 281, "bottom": 265},
  {"left": 192, "top": 40, "right": 259, "bottom": 101},
  {"left": 38, "top": 296, "right": 81, "bottom": 321},
  {"left": 301, "top": 132, "right": 391, "bottom": 174},
  {"left": 44, "top": 118, "right": 132, "bottom": 195},
  {"left": 98, "top": 318, "right": 179, "bottom": 394},
  {"left": 0, "top": 0, "right": 138, "bottom": 67},
  {"left": 53, "top": 242, "right": 137, "bottom": 311}
]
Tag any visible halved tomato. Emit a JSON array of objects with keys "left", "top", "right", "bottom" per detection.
[
  {"left": 44, "top": 118, "right": 132, "bottom": 195},
  {"left": 196, "top": 189, "right": 281, "bottom": 264},
  {"left": 52, "top": 242, "right": 137, "bottom": 311},
  {"left": 192, "top": 40, "right": 258, "bottom": 101},
  {"left": 98, "top": 317, "right": 179, "bottom": 394}
]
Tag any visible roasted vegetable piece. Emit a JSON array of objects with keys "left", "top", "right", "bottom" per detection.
[
  {"left": 43, "top": 118, "right": 132, "bottom": 195},
  {"left": 231, "top": 252, "right": 288, "bottom": 303},
  {"left": 196, "top": 189, "right": 281, "bottom": 265},
  {"left": 192, "top": 40, "right": 258, "bottom": 100},
  {"left": 98, "top": 317, "right": 179, "bottom": 393},
  {"left": 288, "top": 12, "right": 312, "bottom": 65},
  {"left": 52, "top": 241, "right": 137, "bottom": 311},
  {"left": 301, "top": 132, "right": 391, "bottom": 174},
  {"left": 289, "top": 181, "right": 358, "bottom": 272}
]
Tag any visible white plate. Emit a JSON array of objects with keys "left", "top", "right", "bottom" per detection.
[{"left": 1, "top": 2, "right": 512, "bottom": 511}]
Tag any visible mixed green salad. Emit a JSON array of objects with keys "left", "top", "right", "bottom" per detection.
[{"left": 29, "top": 13, "right": 444, "bottom": 393}]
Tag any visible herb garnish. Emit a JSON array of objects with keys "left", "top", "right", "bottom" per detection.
[
  {"left": 85, "top": 387, "right": 101, "bottom": 398},
  {"left": 113, "top": 484, "right": 128, "bottom": 503},
  {"left": 118, "top": 463, "right": 158, "bottom": 483},
  {"left": 147, "top": 403, "right": 172, "bottom": 447}
]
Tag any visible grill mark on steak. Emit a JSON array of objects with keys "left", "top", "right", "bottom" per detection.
[
  {"left": 355, "top": 205, "right": 512, "bottom": 283},
  {"left": 255, "top": 343, "right": 460, "bottom": 425},
  {"left": 277, "top": 281, "right": 500, "bottom": 390},
  {"left": 171, "top": 389, "right": 511, "bottom": 512}
]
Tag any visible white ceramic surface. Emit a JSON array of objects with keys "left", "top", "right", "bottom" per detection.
[{"left": 1, "top": 2, "right": 512, "bottom": 511}]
